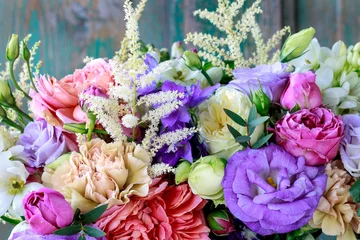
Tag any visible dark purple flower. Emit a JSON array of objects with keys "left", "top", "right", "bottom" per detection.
[
  {"left": 187, "top": 82, "right": 220, "bottom": 108},
  {"left": 137, "top": 54, "right": 160, "bottom": 96},
  {"left": 229, "top": 63, "right": 290, "bottom": 102},
  {"left": 17, "top": 120, "right": 71, "bottom": 168},
  {"left": 222, "top": 143, "right": 327, "bottom": 236}
]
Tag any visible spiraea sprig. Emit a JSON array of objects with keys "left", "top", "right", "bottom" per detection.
[{"left": 185, "top": 0, "right": 290, "bottom": 75}]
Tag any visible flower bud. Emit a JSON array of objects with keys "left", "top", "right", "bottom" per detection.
[
  {"left": 280, "top": 27, "right": 315, "bottom": 63},
  {"left": 206, "top": 67, "right": 223, "bottom": 85},
  {"left": 171, "top": 41, "right": 184, "bottom": 59},
  {"left": 6, "top": 34, "right": 20, "bottom": 62},
  {"left": 79, "top": 86, "right": 108, "bottom": 112},
  {"left": 0, "top": 81, "right": 15, "bottom": 106},
  {"left": 21, "top": 40, "right": 31, "bottom": 62},
  {"left": 159, "top": 48, "right": 170, "bottom": 62},
  {"left": 46, "top": 153, "right": 71, "bottom": 171},
  {"left": 175, "top": 161, "right": 191, "bottom": 184},
  {"left": 188, "top": 156, "right": 226, "bottom": 205},
  {"left": 250, "top": 87, "right": 271, "bottom": 116},
  {"left": 207, "top": 210, "right": 234, "bottom": 236},
  {"left": 0, "top": 105, "right": 7, "bottom": 121},
  {"left": 183, "top": 51, "right": 202, "bottom": 71},
  {"left": 347, "top": 43, "right": 360, "bottom": 68}
]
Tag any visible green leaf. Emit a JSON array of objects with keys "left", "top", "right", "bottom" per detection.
[
  {"left": 350, "top": 179, "right": 360, "bottom": 203},
  {"left": 78, "top": 235, "right": 86, "bottom": 240},
  {"left": 224, "top": 108, "right": 247, "bottom": 127},
  {"left": 73, "top": 208, "right": 81, "bottom": 222},
  {"left": 54, "top": 224, "right": 82, "bottom": 236},
  {"left": 248, "top": 116, "right": 269, "bottom": 128},
  {"left": 248, "top": 105, "right": 257, "bottom": 123},
  {"left": 83, "top": 225, "right": 106, "bottom": 238},
  {"left": 235, "top": 136, "right": 251, "bottom": 143},
  {"left": 80, "top": 204, "right": 108, "bottom": 224},
  {"left": 227, "top": 124, "right": 248, "bottom": 148},
  {"left": 202, "top": 62, "right": 213, "bottom": 71},
  {"left": 252, "top": 134, "right": 273, "bottom": 149}
]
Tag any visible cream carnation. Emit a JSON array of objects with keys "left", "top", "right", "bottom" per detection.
[
  {"left": 42, "top": 139, "right": 151, "bottom": 212},
  {"left": 198, "top": 87, "right": 263, "bottom": 159}
]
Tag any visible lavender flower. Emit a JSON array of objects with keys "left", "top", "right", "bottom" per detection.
[
  {"left": 222, "top": 144, "right": 327, "bottom": 236},
  {"left": 229, "top": 63, "right": 290, "bottom": 102},
  {"left": 340, "top": 114, "right": 360, "bottom": 177},
  {"left": 17, "top": 120, "right": 71, "bottom": 168},
  {"left": 10, "top": 228, "right": 105, "bottom": 240}
]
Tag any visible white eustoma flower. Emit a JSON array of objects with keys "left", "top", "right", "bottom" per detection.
[
  {"left": 0, "top": 153, "right": 42, "bottom": 217},
  {"left": 159, "top": 58, "right": 222, "bottom": 88}
]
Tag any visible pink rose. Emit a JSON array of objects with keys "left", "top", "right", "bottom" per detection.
[
  {"left": 31, "top": 59, "right": 113, "bottom": 126},
  {"left": 95, "top": 179, "right": 210, "bottom": 240},
  {"left": 275, "top": 107, "right": 344, "bottom": 165},
  {"left": 23, "top": 188, "right": 74, "bottom": 235},
  {"left": 280, "top": 71, "right": 322, "bottom": 109}
]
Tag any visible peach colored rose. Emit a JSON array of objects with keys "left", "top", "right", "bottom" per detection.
[
  {"left": 31, "top": 59, "right": 113, "bottom": 126},
  {"left": 95, "top": 179, "right": 210, "bottom": 240},
  {"left": 42, "top": 139, "right": 151, "bottom": 213},
  {"left": 309, "top": 160, "right": 360, "bottom": 240}
]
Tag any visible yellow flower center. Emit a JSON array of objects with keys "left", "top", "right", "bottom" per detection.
[
  {"left": 8, "top": 177, "right": 25, "bottom": 195},
  {"left": 267, "top": 177, "right": 277, "bottom": 188}
]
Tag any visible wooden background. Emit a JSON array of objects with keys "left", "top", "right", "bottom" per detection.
[{"left": 0, "top": 0, "right": 358, "bottom": 238}]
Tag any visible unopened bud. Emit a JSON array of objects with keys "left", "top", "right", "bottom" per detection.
[
  {"left": 0, "top": 105, "right": 7, "bottom": 121},
  {"left": 21, "top": 40, "right": 31, "bottom": 62},
  {"left": 0, "top": 81, "right": 15, "bottom": 106},
  {"left": 6, "top": 34, "right": 19, "bottom": 62},
  {"left": 183, "top": 51, "right": 202, "bottom": 71},
  {"left": 207, "top": 210, "right": 234, "bottom": 236},
  {"left": 171, "top": 41, "right": 184, "bottom": 59},
  {"left": 175, "top": 161, "right": 191, "bottom": 184},
  {"left": 250, "top": 87, "right": 271, "bottom": 116}
]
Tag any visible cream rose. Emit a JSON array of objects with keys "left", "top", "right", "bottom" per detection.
[
  {"left": 42, "top": 139, "right": 151, "bottom": 212},
  {"left": 198, "top": 87, "right": 263, "bottom": 159}
]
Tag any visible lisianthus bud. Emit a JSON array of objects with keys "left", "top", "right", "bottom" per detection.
[
  {"left": 250, "top": 87, "right": 271, "bottom": 116},
  {"left": 46, "top": 153, "right": 71, "bottom": 171},
  {"left": 79, "top": 86, "right": 108, "bottom": 112},
  {"left": 280, "top": 27, "right": 315, "bottom": 62},
  {"left": 0, "top": 105, "right": 7, "bottom": 121},
  {"left": 347, "top": 42, "right": 360, "bottom": 68},
  {"left": 207, "top": 210, "right": 234, "bottom": 236},
  {"left": 183, "top": 51, "right": 202, "bottom": 71},
  {"left": 171, "top": 41, "right": 184, "bottom": 59},
  {"left": 160, "top": 48, "right": 170, "bottom": 62},
  {"left": 175, "top": 161, "right": 191, "bottom": 184},
  {"left": 0, "top": 80, "right": 15, "bottom": 106},
  {"left": 21, "top": 40, "right": 31, "bottom": 62},
  {"left": 188, "top": 155, "right": 226, "bottom": 205},
  {"left": 6, "top": 34, "right": 19, "bottom": 62}
]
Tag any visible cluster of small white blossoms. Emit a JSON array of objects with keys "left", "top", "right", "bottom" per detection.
[
  {"left": 149, "top": 163, "right": 176, "bottom": 178},
  {"left": 185, "top": 0, "right": 290, "bottom": 75}
]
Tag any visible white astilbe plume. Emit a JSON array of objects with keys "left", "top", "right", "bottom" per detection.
[
  {"left": 185, "top": 0, "right": 290, "bottom": 75},
  {"left": 83, "top": 94, "right": 127, "bottom": 141},
  {"left": 137, "top": 91, "right": 185, "bottom": 106},
  {"left": 138, "top": 61, "right": 172, "bottom": 88},
  {"left": 149, "top": 163, "right": 176, "bottom": 178},
  {"left": 148, "top": 127, "right": 197, "bottom": 157}
]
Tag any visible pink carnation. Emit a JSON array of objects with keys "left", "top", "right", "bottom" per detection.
[
  {"left": 95, "top": 179, "right": 210, "bottom": 240},
  {"left": 30, "top": 59, "right": 113, "bottom": 126}
]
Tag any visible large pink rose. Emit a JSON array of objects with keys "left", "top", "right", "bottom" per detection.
[
  {"left": 31, "top": 59, "right": 113, "bottom": 126},
  {"left": 95, "top": 179, "right": 210, "bottom": 240},
  {"left": 275, "top": 107, "right": 344, "bottom": 165},
  {"left": 280, "top": 71, "right": 322, "bottom": 109}
]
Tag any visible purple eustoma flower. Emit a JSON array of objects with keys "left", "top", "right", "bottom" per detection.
[
  {"left": 229, "top": 63, "right": 290, "bottom": 102},
  {"left": 222, "top": 143, "right": 327, "bottom": 236},
  {"left": 10, "top": 228, "right": 105, "bottom": 240},
  {"left": 17, "top": 120, "right": 71, "bottom": 168}
]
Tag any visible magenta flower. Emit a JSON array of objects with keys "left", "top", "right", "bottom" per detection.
[
  {"left": 275, "top": 107, "right": 344, "bottom": 165},
  {"left": 222, "top": 144, "right": 327, "bottom": 235},
  {"left": 23, "top": 188, "right": 74, "bottom": 235}
]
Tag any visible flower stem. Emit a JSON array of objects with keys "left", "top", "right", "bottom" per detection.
[
  {"left": 87, "top": 113, "right": 96, "bottom": 141},
  {"left": 1, "top": 215, "right": 21, "bottom": 225},
  {"left": 12, "top": 105, "right": 32, "bottom": 122},
  {"left": 26, "top": 60, "right": 38, "bottom": 92},
  {"left": 9, "top": 61, "right": 32, "bottom": 100},
  {"left": 2, "top": 117, "right": 24, "bottom": 132},
  {"left": 246, "top": 124, "right": 252, "bottom": 148},
  {"left": 201, "top": 69, "right": 214, "bottom": 86}
]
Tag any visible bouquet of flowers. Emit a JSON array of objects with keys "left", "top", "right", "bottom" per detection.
[{"left": 1, "top": 0, "right": 360, "bottom": 239}]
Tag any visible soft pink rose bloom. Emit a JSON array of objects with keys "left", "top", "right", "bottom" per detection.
[
  {"left": 30, "top": 59, "right": 113, "bottom": 126},
  {"left": 95, "top": 179, "right": 210, "bottom": 240},
  {"left": 280, "top": 71, "right": 322, "bottom": 109},
  {"left": 275, "top": 107, "right": 344, "bottom": 165},
  {"left": 23, "top": 188, "right": 74, "bottom": 235}
]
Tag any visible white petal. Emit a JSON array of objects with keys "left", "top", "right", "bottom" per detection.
[
  {"left": 315, "top": 67, "right": 333, "bottom": 90},
  {"left": 9, "top": 221, "right": 31, "bottom": 239},
  {"left": 338, "top": 100, "right": 357, "bottom": 109},
  {"left": 323, "top": 87, "right": 349, "bottom": 98},
  {"left": 0, "top": 189, "right": 14, "bottom": 216}
]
